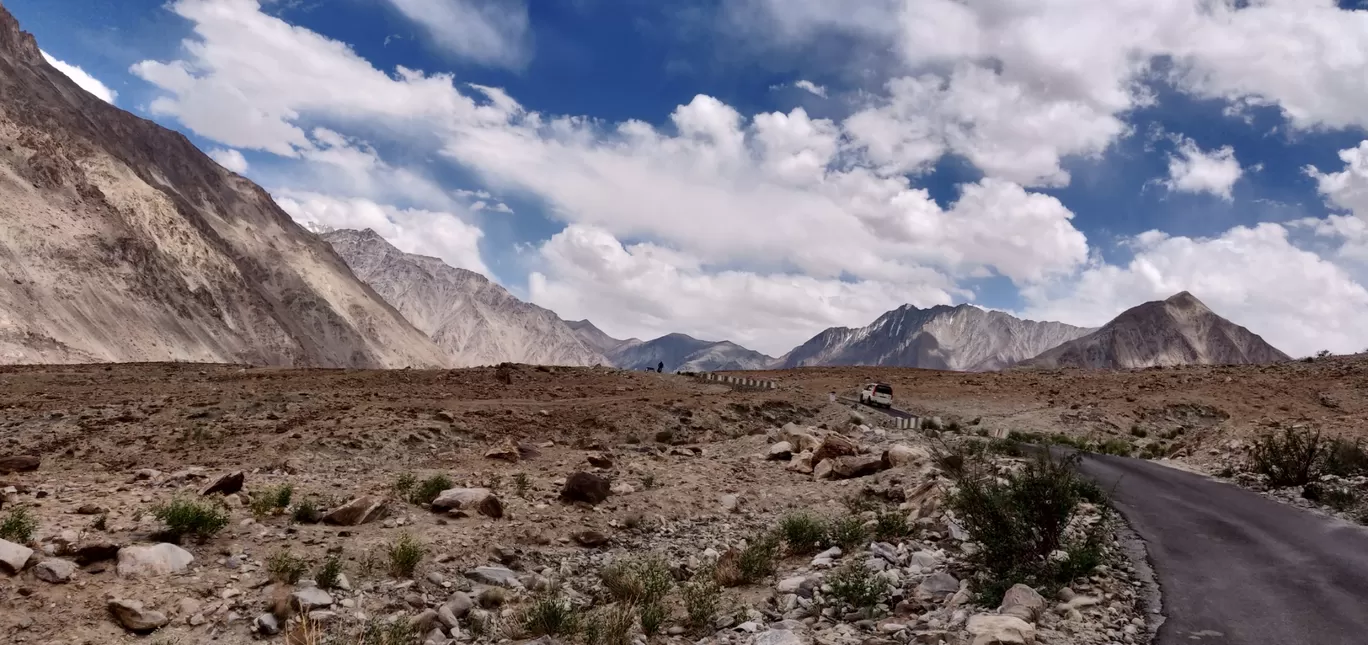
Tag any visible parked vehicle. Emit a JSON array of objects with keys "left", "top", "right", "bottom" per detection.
[{"left": 859, "top": 382, "right": 894, "bottom": 408}]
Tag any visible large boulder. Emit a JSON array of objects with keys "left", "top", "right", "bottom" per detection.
[
  {"left": 0, "top": 538, "right": 33, "bottom": 574},
  {"left": 484, "top": 439, "right": 521, "bottom": 463},
  {"left": 466, "top": 566, "right": 523, "bottom": 587},
  {"left": 431, "top": 488, "right": 504, "bottom": 518},
  {"left": 787, "top": 451, "right": 815, "bottom": 474},
  {"left": 109, "top": 599, "right": 169, "bottom": 633},
  {"left": 766, "top": 442, "right": 794, "bottom": 461},
  {"left": 882, "top": 444, "right": 931, "bottom": 469},
  {"left": 966, "top": 614, "right": 1035, "bottom": 645},
  {"left": 748, "top": 630, "right": 811, "bottom": 645},
  {"left": 811, "top": 434, "right": 859, "bottom": 464},
  {"left": 781, "top": 424, "right": 822, "bottom": 453},
  {"left": 72, "top": 540, "right": 121, "bottom": 565},
  {"left": 0, "top": 455, "right": 39, "bottom": 474},
  {"left": 915, "top": 572, "right": 960, "bottom": 600},
  {"left": 998, "top": 584, "right": 1046, "bottom": 622},
  {"left": 560, "top": 472, "right": 611, "bottom": 505},
  {"left": 33, "top": 558, "right": 76, "bottom": 583},
  {"left": 827, "top": 454, "right": 886, "bottom": 479},
  {"left": 199, "top": 471, "right": 245, "bottom": 496},
  {"left": 323, "top": 496, "right": 388, "bottom": 526},
  {"left": 291, "top": 586, "right": 334, "bottom": 612},
  {"left": 116, "top": 543, "right": 194, "bottom": 577}
]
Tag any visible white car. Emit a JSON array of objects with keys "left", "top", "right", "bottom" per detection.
[{"left": 859, "top": 383, "right": 894, "bottom": 408}]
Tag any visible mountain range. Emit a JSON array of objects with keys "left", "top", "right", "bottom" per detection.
[{"left": 0, "top": 5, "right": 1295, "bottom": 373}]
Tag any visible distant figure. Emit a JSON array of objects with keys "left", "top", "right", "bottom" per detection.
[{"left": 657, "top": 361, "right": 664, "bottom": 373}]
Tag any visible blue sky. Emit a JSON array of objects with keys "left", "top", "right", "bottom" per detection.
[{"left": 15, "top": 0, "right": 1368, "bottom": 357}]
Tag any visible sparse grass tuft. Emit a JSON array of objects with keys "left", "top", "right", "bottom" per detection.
[
  {"left": 640, "top": 473, "right": 657, "bottom": 490},
  {"left": 291, "top": 498, "right": 321, "bottom": 524},
  {"left": 638, "top": 601, "right": 666, "bottom": 637},
  {"left": 268, "top": 548, "right": 308, "bottom": 584},
  {"left": 735, "top": 533, "right": 781, "bottom": 584},
  {"left": 150, "top": 497, "right": 229, "bottom": 543},
  {"left": 391, "top": 473, "right": 417, "bottom": 498},
  {"left": 0, "top": 507, "right": 38, "bottom": 543},
  {"left": 386, "top": 532, "right": 425, "bottom": 578},
  {"left": 249, "top": 484, "right": 294, "bottom": 518},
  {"left": 521, "top": 595, "right": 580, "bottom": 638},
  {"left": 581, "top": 604, "right": 634, "bottom": 645},
  {"left": 514, "top": 472, "right": 532, "bottom": 498},
  {"left": 826, "top": 560, "right": 890, "bottom": 614},
  {"left": 408, "top": 474, "right": 453, "bottom": 506},
  {"left": 873, "top": 510, "right": 911, "bottom": 541},
  {"left": 1250, "top": 427, "right": 1326, "bottom": 487},
  {"left": 778, "top": 512, "right": 827, "bottom": 555},
  {"left": 682, "top": 570, "right": 721, "bottom": 634},
  {"left": 316, "top": 554, "right": 344, "bottom": 590},
  {"left": 599, "top": 555, "right": 673, "bottom": 604}
]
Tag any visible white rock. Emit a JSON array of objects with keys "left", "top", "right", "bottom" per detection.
[
  {"left": 33, "top": 558, "right": 76, "bottom": 583},
  {"left": 109, "top": 599, "right": 169, "bottom": 632},
  {"left": 916, "top": 572, "right": 960, "bottom": 600},
  {"left": 291, "top": 587, "right": 334, "bottom": 612},
  {"left": 720, "top": 494, "right": 741, "bottom": 513},
  {"left": 776, "top": 576, "right": 806, "bottom": 593},
  {"left": 748, "top": 629, "right": 810, "bottom": 645},
  {"left": 966, "top": 613, "right": 1035, "bottom": 645},
  {"left": 117, "top": 543, "right": 194, "bottom": 577},
  {"left": 0, "top": 538, "right": 34, "bottom": 575}
]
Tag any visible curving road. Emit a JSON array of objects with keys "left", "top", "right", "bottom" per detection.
[{"left": 1074, "top": 453, "right": 1368, "bottom": 645}]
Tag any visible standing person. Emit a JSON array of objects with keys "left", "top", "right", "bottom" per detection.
[{"left": 657, "top": 361, "right": 664, "bottom": 373}]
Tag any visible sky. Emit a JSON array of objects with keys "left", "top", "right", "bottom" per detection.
[{"left": 15, "top": 0, "right": 1368, "bottom": 359}]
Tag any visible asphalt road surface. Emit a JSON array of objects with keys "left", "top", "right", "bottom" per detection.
[
  {"left": 847, "top": 398, "right": 917, "bottom": 419},
  {"left": 1075, "top": 453, "right": 1368, "bottom": 645}
]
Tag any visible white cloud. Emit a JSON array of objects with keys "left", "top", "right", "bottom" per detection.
[
  {"left": 276, "top": 192, "right": 489, "bottom": 276},
  {"left": 209, "top": 147, "right": 249, "bottom": 173},
  {"left": 382, "top": 0, "right": 531, "bottom": 69},
  {"left": 793, "top": 80, "right": 827, "bottom": 98},
  {"left": 529, "top": 225, "right": 953, "bottom": 355},
  {"left": 1307, "top": 140, "right": 1368, "bottom": 217},
  {"left": 1021, "top": 223, "right": 1368, "bottom": 358},
  {"left": 1164, "top": 137, "right": 1243, "bottom": 200},
  {"left": 40, "top": 50, "right": 117, "bottom": 104}
]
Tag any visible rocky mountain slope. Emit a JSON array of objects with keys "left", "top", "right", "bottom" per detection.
[
  {"left": 780, "top": 304, "right": 1092, "bottom": 371},
  {"left": 322, "top": 229, "right": 607, "bottom": 367},
  {"left": 566, "top": 319, "right": 640, "bottom": 356},
  {"left": 1019, "top": 291, "right": 1290, "bottom": 369},
  {"left": 605, "top": 332, "right": 776, "bottom": 372},
  {"left": 0, "top": 5, "right": 442, "bottom": 367}
]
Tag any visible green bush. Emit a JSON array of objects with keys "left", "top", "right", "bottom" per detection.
[
  {"left": 291, "top": 498, "right": 321, "bottom": 524},
  {"left": 268, "top": 549, "right": 308, "bottom": 584},
  {"left": 316, "top": 554, "right": 344, "bottom": 589},
  {"left": 1250, "top": 427, "right": 1326, "bottom": 487},
  {"left": 737, "top": 533, "right": 781, "bottom": 583},
  {"left": 873, "top": 510, "right": 911, "bottom": 541},
  {"left": 387, "top": 533, "right": 425, "bottom": 578},
  {"left": 150, "top": 498, "right": 229, "bottom": 543},
  {"left": 580, "top": 604, "right": 633, "bottom": 645},
  {"left": 682, "top": 571, "right": 721, "bottom": 634},
  {"left": 826, "top": 560, "right": 890, "bottom": 613},
  {"left": 514, "top": 472, "right": 532, "bottom": 498},
  {"left": 947, "top": 450, "right": 1107, "bottom": 604},
  {"left": 1322, "top": 438, "right": 1368, "bottom": 478},
  {"left": 249, "top": 484, "right": 293, "bottom": 517},
  {"left": 1095, "top": 438, "right": 1133, "bottom": 456},
  {"left": 638, "top": 601, "right": 666, "bottom": 637},
  {"left": 391, "top": 473, "right": 417, "bottom": 498},
  {"left": 0, "top": 507, "right": 37, "bottom": 543},
  {"left": 409, "top": 474, "right": 453, "bottom": 506},
  {"left": 778, "top": 513, "right": 827, "bottom": 555},
  {"left": 600, "top": 555, "right": 672, "bottom": 604},
  {"left": 827, "top": 516, "right": 868, "bottom": 551}
]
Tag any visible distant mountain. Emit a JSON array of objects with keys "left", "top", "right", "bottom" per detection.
[
  {"left": 780, "top": 304, "right": 1092, "bottom": 371},
  {"left": 566, "top": 319, "right": 641, "bottom": 356},
  {"left": 0, "top": 6, "right": 442, "bottom": 367},
  {"left": 606, "top": 332, "right": 776, "bottom": 372},
  {"left": 1018, "top": 291, "right": 1290, "bottom": 369},
  {"left": 322, "top": 229, "right": 607, "bottom": 367}
]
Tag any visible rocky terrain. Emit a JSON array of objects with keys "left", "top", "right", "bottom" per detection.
[
  {"left": 323, "top": 229, "right": 607, "bottom": 368},
  {"left": 1019, "top": 292, "right": 1289, "bottom": 370},
  {"left": 780, "top": 305, "right": 1092, "bottom": 372},
  {"left": 0, "top": 361, "right": 1174, "bottom": 645},
  {"left": 0, "top": 4, "right": 442, "bottom": 368}
]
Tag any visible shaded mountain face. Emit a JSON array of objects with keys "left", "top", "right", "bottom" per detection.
[
  {"left": 780, "top": 304, "right": 1092, "bottom": 371},
  {"left": 566, "top": 319, "right": 640, "bottom": 356},
  {"left": 0, "top": 5, "right": 442, "bottom": 367},
  {"left": 605, "top": 332, "right": 776, "bottom": 372},
  {"left": 1019, "top": 292, "right": 1291, "bottom": 369},
  {"left": 322, "top": 229, "right": 607, "bottom": 367}
]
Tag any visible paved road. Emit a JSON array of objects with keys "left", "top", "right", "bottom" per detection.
[
  {"left": 845, "top": 397, "right": 917, "bottom": 420},
  {"left": 1074, "top": 453, "right": 1368, "bottom": 645}
]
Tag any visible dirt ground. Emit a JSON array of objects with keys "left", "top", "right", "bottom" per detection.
[{"left": 2, "top": 357, "right": 1353, "bottom": 644}]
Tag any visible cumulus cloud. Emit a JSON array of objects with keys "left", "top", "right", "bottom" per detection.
[
  {"left": 277, "top": 192, "right": 489, "bottom": 276},
  {"left": 1021, "top": 224, "right": 1368, "bottom": 358},
  {"left": 40, "top": 50, "right": 117, "bottom": 104},
  {"left": 209, "top": 147, "right": 249, "bottom": 173},
  {"left": 382, "top": 0, "right": 531, "bottom": 69},
  {"left": 1164, "top": 137, "right": 1243, "bottom": 200}
]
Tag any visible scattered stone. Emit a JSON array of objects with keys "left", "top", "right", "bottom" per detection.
[
  {"left": 966, "top": 614, "right": 1034, "bottom": 645},
  {"left": 33, "top": 558, "right": 76, "bottom": 583},
  {"left": 812, "top": 434, "right": 859, "bottom": 464},
  {"left": 883, "top": 444, "right": 930, "bottom": 469},
  {"left": 572, "top": 530, "right": 610, "bottom": 547},
  {"left": 291, "top": 587, "right": 334, "bottom": 612},
  {"left": 916, "top": 572, "right": 960, "bottom": 600},
  {"left": 485, "top": 438, "right": 521, "bottom": 462},
  {"left": 0, "top": 538, "right": 34, "bottom": 574},
  {"left": 116, "top": 543, "right": 194, "bottom": 577},
  {"left": 108, "top": 599, "right": 169, "bottom": 633},
  {"left": 431, "top": 488, "right": 504, "bottom": 518},
  {"left": 446, "top": 591, "right": 474, "bottom": 617},
  {"left": 74, "top": 503, "right": 104, "bottom": 515},
  {"left": 587, "top": 453, "right": 614, "bottom": 468},
  {"left": 720, "top": 493, "right": 741, "bottom": 513},
  {"left": 827, "top": 454, "right": 886, "bottom": 479},
  {"left": 748, "top": 629, "right": 809, "bottom": 645},
  {"left": 255, "top": 613, "right": 280, "bottom": 635},
  {"left": 560, "top": 472, "right": 611, "bottom": 505},
  {"left": 200, "top": 471, "right": 245, "bottom": 496},
  {"left": 787, "top": 452, "right": 815, "bottom": 474},
  {"left": 467, "top": 566, "right": 522, "bottom": 587},
  {"left": 323, "top": 496, "right": 388, "bottom": 526},
  {"left": 998, "top": 584, "right": 1045, "bottom": 622},
  {"left": 72, "top": 540, "right": 120, "bottom": 565},
  {"left": 0, "top": 455, "right": 40, "bottom": 474}
]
